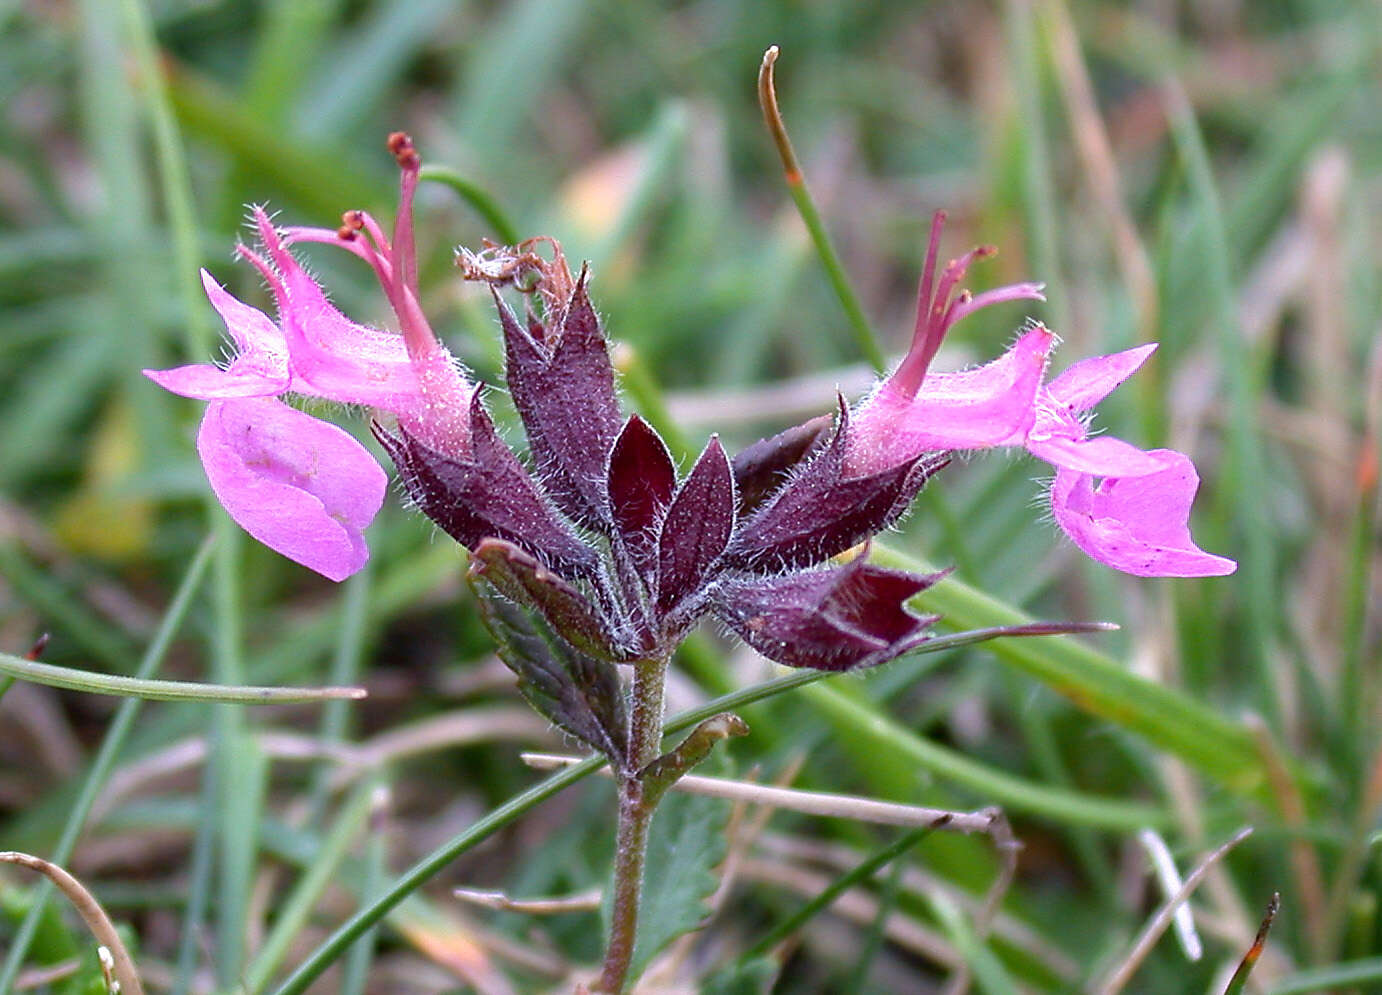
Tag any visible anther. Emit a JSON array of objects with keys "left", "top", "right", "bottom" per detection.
[{"left": 387, "top": 131, "right": 420, "bottom": 170}]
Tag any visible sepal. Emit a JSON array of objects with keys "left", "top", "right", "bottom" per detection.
[
  {"left": 373, "top": 390, "right": 598, "bottom": 578},
  {"left": 656, "top": 436, "right": 735, "bottom": 614},
  {"left": 469, "top": 538, "right": 637, "bottom": 661},
  {"left": 608, "top": 414, "right": 678, "bottom": 577},
  {"left": 495, "top": 269, "right": 621, "bottom": 528},
  {"left": 730, "top": 413, "right": 833, "bottom": 517},
  {"left": 710, "top": 554, "right": 945, "bottom": 671},
  {"left": 726, "top": 398, "right": 942, "bottom": 572}
]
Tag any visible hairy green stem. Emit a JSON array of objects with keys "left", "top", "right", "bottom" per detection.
[{"left": 596, "top": 658, "right": 668, "bottom": 993}]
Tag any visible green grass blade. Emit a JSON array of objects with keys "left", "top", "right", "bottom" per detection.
[
  {"left": 167, "top": 67, "right": 382, "bottom": 220},
  {"left": 119, "top": 0, "right": 211, "bottom": 357},
  {"left": 1265, "top": 958, "right": 1382, "bottom": 995},
  {"left": 798, "top": 681, "right": 1165, "bottom": 830},
  {"left": 928, "top": 888, "right": 1021, "bottom": 995},
  {"left": 872, "top": 543, "right": 1266, "bottom": 794},
  {"left": 1164, "top": 81, "right": 1279, "bottom": 728},
  {"left": 243, "top": 778, "right": 379, "bottom": 993},
  {"left": 0, "top": 535, "right": 215, "bottom": 992},
  {"left": 0, "top": 652, "right": 365, "bottom": 703},
  {"left": 741, "top": 824, "right": 933, "bottom": 962},
  {"left": 758, "top": 47, "right": 886, "bottom": 372},
  {"left": 418, "top": 165, "right": 521, "bottom": 245}
]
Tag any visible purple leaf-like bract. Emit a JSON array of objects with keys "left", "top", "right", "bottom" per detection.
[
  {"left": 727, "top": 399, "right": 941, "bottom": 572},
  {"left": 469, "top": 538, "right": 637, "bottom": 660},
  {"left": 496, "top": 273, "right": 622, "bottom": 529},
  {"left": 730, "top": 413, "right": 834, "bottom": 517},
  {"left": 374, "top": 391, "right": 597, "bottom": 579},
  {"left": 608, "top": 414, "right": 678, "bottom": 577},
  {"left": 656, "top": 436, "right": 735, "bottom": 614},
  {"left": 711, "top": 556, "right": 945, "bottom": 671}
]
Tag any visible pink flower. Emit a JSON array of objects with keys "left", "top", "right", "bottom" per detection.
[
  {"left": 846, "top": 210, "right": 1050, "bottom": 476},
  {"left": 844, "top": 211, "right": 1234, "bottom": 577},
  {"left": 145, "top": 134, "right": 473, "bottom": 580}
]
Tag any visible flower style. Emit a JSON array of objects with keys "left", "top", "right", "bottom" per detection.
[
  {"left": 145, "top": 134, "right": 472, "bottom": 580},
  {"left": 844, "top": 211, "right": 1235, "bottom": 578}
]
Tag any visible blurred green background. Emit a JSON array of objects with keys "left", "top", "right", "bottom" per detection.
[{"left": 0, "top": 0, "right": 1379, "bottom": 992}]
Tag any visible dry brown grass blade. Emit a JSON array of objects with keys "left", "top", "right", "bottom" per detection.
[
  {"left": 1092, "top": 827, "right": 1254, "bottom": 995},
  {"left": 0, "top": 850, "right": 143, "bottom": 995}
]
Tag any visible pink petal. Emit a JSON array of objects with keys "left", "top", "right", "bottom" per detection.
[
  {"left": 1045, "top": 343, "right": 1158, "bottom": 413},
  {"left": 846, "top": 326, "right": 1054, "bottom": 474},
  {"left": 1027, "top": 432, "right": 1175, "bottom": 477},
  {"left": 197, "top": 397, "right": 386, "bottom": 581},
  {"left": 143, "top": 363, "right": 286, "bottom": 399},
  {"left": 144, "top": 271, "right": 293, "bottom": 399},
  {"left": 201, "top": 269, "right": 287, "bottom": 363},
  {"left": 1049, "top": 453, "right": 1236, "bottom": 577},
  {"left": 248, "top": 209, "right": 422, "bottom": 410}
]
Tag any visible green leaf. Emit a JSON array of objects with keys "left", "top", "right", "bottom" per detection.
[
  {"left": 703, "top": 958, "right": 779, "bottom": 995},
  {"left": 469, "top": 538, "right": 623, "bottom": 661},
  {"left": 470, "top": 577, "right": 629, "bottom": 764}
]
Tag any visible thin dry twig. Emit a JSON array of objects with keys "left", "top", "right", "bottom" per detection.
[
  {"left": 0, "top": 851, "right": 143, "bottom": 995},
  {"left": 1092, "top": 827, "right": 1254, "bottom": 995},
  {"left": 521, "top": 753, "right": 1006, "bottom": 834},
  {"left": 14, "top": 958, "right": 82, "bottom": 991},
  {"left": 452, "top": 888, "right": 602, "bottom": 915}
]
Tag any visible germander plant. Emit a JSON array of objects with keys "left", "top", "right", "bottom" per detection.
[{"left": 145, "top": 132, "right": 1233, "bottom": 992}]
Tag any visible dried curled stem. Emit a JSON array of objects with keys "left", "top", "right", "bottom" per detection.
[{"left": 0, "top": 851, "right": 143, "bottom": 995}]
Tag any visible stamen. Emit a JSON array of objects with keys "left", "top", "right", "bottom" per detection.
[
  {"left": 351, "top": 210, "right": 393, "bottom": 259},
  {"left": 938, "top": 289, "right": 973, "bottom": 337},
  {"left": 281, "top": 226, "right": 398, "bottom": 304},
  {"left": 388, "top": 131, "right": 421, "bottom": 298},
  {"left": 387, "top": 131, "right": 419, "bottom": 171},
  {"left": 931, "top": 245, "right": 995, "bottom": 327}
]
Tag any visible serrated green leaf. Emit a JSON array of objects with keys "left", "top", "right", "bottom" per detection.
[{"left": 471, "top": 579, "right": 629, "bottom": 764}]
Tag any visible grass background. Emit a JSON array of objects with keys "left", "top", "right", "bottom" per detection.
[{"left": 0, "top": 0, "right": 1379, "bottom": 992}]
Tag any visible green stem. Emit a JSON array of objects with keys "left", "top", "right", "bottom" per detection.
[
  {"left": 418, "top": 164, "right": 521, "bottom": 245},
  {"left": 270, "top": 757, "right": 601, "bottom": 995},
  {"left": 757, "top": 47, "right": 886, "bottom": 373},
  {"left": 596, "top": 659, "right": 669, "bottom": 994}
]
